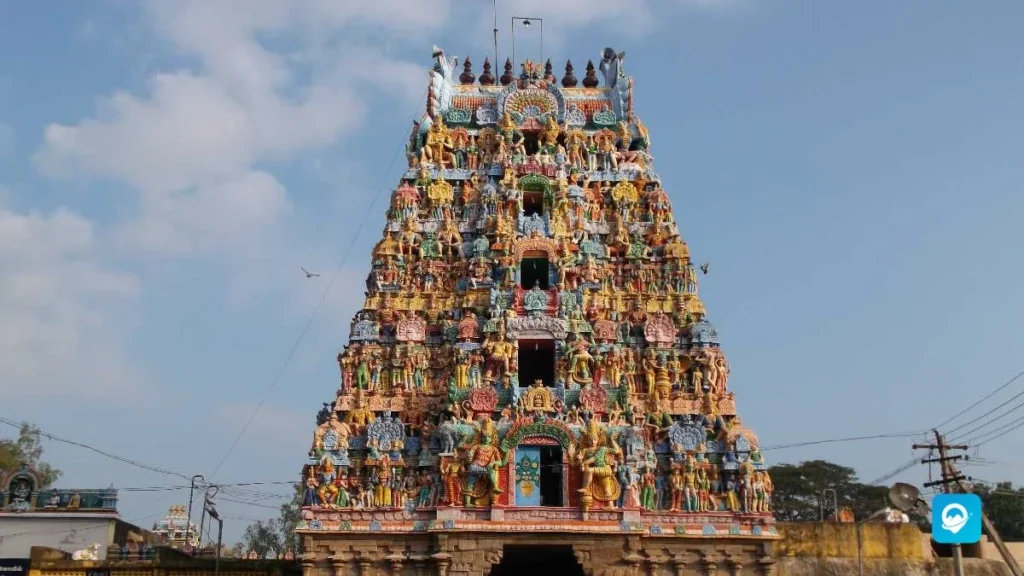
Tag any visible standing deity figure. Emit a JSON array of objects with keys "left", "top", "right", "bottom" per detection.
[{"left": 440, "top": 451, "right": 464, "bottom": 506}]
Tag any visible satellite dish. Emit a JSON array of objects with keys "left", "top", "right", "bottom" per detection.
[{"left": 889, "top": 482, "right": 930, "bottom": 516}]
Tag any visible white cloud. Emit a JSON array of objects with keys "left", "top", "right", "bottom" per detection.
[
  {"left": 33, "top": 0, "right": 443, "bottom": 260},
  {"left": 0, "top": 204, "right": 143, "bottom": 398}
]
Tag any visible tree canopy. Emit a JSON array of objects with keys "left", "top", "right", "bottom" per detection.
[
  {"left": 0, "top": 422, "right": 61, "bottom": 488},
  {"left": 769, "top": 459, "right": 889, "bottom": 522},
  {"left": 969, "top": 481, "right": 1024, "bottom": 541},
  {"left": 239, "top": 482, "right": 303, "bottom": 558}
]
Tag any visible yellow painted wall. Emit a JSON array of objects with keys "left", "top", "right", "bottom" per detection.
[{"left": 775, "top": 522, "right": 926, "bottom": 560}]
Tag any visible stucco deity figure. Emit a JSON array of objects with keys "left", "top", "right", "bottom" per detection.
[
  {"left": 461, "top": 419, "right": 506, "bottom": 506},
  {"left": 576, "top": 420, "right": 623, "bottom": 507},
  {"left": 420, "top": 116, "right": 454, "bottom": 169}
]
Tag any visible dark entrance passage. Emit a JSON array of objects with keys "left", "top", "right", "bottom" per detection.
[
  {"left": 520, "top": 256, "right": 549, "bottom": 289},
  {"left": 518, "top": 339, "right": 555, "bottom": 387},
  {"left": 539, "top": 446, "right": 563, "bottom": 507},
  {"left": 489, "top": 545, "right": 584, "bottom": 576}
]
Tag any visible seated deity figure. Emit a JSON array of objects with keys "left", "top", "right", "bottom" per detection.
[
  {"left": 576, "top": 419, "right": 623, "bottom": 508},
  {"left": 461, "top": 418, "right": 506, "bottom": 506}
]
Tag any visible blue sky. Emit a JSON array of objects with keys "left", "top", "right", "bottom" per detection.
[{"left": 2, "top": 0, "right": 1023, "bottom": 542}]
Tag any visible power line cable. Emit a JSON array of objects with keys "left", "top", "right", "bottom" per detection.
[
  {"left": 761, "top": 431, "right": 925, "bottom": 452},
  {"left": 207, "top": 112, "right": 419, "bottom": 481},
  {"left": 934, "top": 369, "right": 1024, "bottom": 433},
  {"left": 864, "top": 457, "right": 921, "bottom": 487},
  {"left": 949, "top": 397, "right": 1024, "bottom": 444},
  {"left": 968, "top": 416, "right": 1024, "bottom": 448},
  {"left": 0, "top": 416, "right": 189, "bottom": 481}
]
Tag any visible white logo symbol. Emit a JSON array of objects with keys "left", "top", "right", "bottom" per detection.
[{"left": 941, "top": 503, "right": 971, "bottom": 534}]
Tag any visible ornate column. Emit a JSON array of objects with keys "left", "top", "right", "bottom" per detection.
[
  {"left": 408, "top": 555, "right": 429, "bottom": 576},
  {"left": 573, "top": 548, "right": 594, "bottom": 576},
  {"left": 385, "top": 553, "right": 406, "bottom": 576},
  {"left": 301, "top": 556, "right": 319, "bottom": 576},
  {"left": 701, "top": 553, "right": 718, "bottom": 576},
  {"left": 431, "top": 552, "right": 452, "bottom": 576},
  {"left": 726, "top": 556, "right": 743, "bottom": 576},
  {"left": 330, "top": 554, "right": 351, "bottom": 576},
  {"left": 622, "top": 551, "right": 645, "bottom": 574},
  {"left": 356, "top": 556, "right": 373, "bottom": 576},
  {"left": 645, "top": 556, "right": 665, "bottom": 576},
  {"left": 756, "top": 557, "right": 775, "bottom": 576},
  {"left": 670, "top": 557, "right": 689, "bottom": 576}
]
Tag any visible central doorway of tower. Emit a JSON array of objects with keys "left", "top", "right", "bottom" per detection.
[
  {"left": 514, "top": 445, "right": 564, "bottom": 507},
  {"left": 489, "top": 545, "right": 584, "bottom": 576},
  {"left": 518, "top": 339, "right": 555, "bottom": 387}
]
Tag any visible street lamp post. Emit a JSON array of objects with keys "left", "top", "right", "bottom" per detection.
[
  {"left": 204, "top": 494, "right": 223, "bottom": 576},
  {"left": 186, "top": 474, "right": 204, "bottom": 550},
  {"left": 511, "top": 17, "right": 543, "bottom": 74}
]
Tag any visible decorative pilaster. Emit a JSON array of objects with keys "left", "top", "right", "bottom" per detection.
[
  {"left": 670, "top": 557, "right": 689, "bottom": 576},
  {"left": 330, "top": 554, "right": 351, "bottom": 576},
  {"left": 385, "top": 553, "right": 406, "bottom": 576},
  {"left": 701, "top": 554, "right": 718, "bottom": 576},
  {"left": 408, "top": 555, "right": 429, "bottom": 576},
  {"left": 356, "top": 556, "right": 373, "bottom": 576},
  {"left": 301, "top": 555, "right": 319, "bottom": 576},
  {"left": 573, "top": 548, "right": 594, "bottom": 576},
  {"left": 726, "top": 556, "right": 744, "bottom": 576},
  {"left": 431, "top": 552, "right": 452, "bottom": 576}
]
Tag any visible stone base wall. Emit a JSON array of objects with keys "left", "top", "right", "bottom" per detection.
[{"left": 300, "top": 531, "right": 778, "bottom": 576}]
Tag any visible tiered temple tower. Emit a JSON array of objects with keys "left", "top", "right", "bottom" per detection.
[{"left": 297, "top": 47, "right": 779, "bottom": 576}]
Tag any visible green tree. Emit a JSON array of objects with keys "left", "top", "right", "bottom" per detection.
[
  {"left": 0, "top": 422, "right": 61, "bottom": 488},
  {"left": 969, "top": 481, "right": 1024, "bottom": 540},
  {"left": 279, "top": 482, "right": 303, "bottom": 555},
  {"left": 240, "top": 482, "right": 304, "bottom": 557},
  {"left": 769, "top": 460, "right": 890, "bottom": 522},
  {"left": 242, "top": 519, "right": 284, "bottom": 559}
]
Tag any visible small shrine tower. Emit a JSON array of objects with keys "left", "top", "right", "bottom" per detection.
[{"left": 297, "top": 47, "right": 778, "bottom": 576}]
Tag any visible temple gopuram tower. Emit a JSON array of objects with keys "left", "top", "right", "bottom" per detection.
[{"left": 297, "top": 47, "right": 778, "bottom": 576}]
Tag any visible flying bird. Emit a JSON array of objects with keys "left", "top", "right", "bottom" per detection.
[
  {"left": 700, "top": 262, "right": 710, "bottom": 275},
  {"left": 301, "top": 267, "right": 320, "bottom": 278}
]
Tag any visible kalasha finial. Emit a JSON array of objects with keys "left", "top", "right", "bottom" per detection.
[
  {"left": 459, "top": 57, "right": 475, "bottom": 84},
  {"left": 544, "top": 59, "right": 556, "bottom": 83},
  {"left": 562, "top": 59, "right": 578, "bottom": 87},
  {"left": 582, "top": 60, "right": 599, "bottom": 88},
  {"left": 479, "top": 57, "right": 495, "bottom": 85},
  {"left": 500, "top": 58, "right": 514, "bottom": 86}
]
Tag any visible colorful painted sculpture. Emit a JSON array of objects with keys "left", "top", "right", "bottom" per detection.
[{"left": 299, "top": 46, "right": 774, "bottom": 540}]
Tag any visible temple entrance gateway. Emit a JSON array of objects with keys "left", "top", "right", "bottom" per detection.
[
  {"left": 488, "top": 545, "right": 584, "bottom": 576},
  {"left": 517, "top": 339, "right": 555, "bottom": 387}
]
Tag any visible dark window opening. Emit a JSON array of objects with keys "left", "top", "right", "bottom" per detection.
[
  {"left": 520, "top": 256, "right": 549, "bottom": 290},
  {"left": 523, "top": 191, "right": 544, "bottom": 216},
  {"left": 489, "top": 545, "right": 584, "bottom": 576},
  {"left": 539, "top": 446, "right": 563, "bottom": 507},
  {"left": 523, "top": 132, "right": 539, "bottom": 156},
  {"left": 518, "top": 339, "right": 555, "bottom": 388}
]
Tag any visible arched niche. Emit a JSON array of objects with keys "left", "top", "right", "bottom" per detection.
[
  {"left": 504, "top": 430, "right": 574, "bottom": 509},
  {"left": 519, "top": 174, "right": 554, "bottom": 216}
]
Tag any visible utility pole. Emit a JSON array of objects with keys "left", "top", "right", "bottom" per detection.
[{"left": 915, "top": 430, "right": 1024, "bottom": 576}]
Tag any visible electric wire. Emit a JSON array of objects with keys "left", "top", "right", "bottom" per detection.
[
  {"left": 206, "top": 112, "right": 419, "bottom": 481},
  {"left": 0, "top": 416, "right": 190, "bottom": 480},
  {"left": 864, "top": 457, "right": 921, "bottom": 487},
  {"left": 967, "top": 415, "right": 1024, "bottom": 448},
  {"left": 935, "top": 369, "right": 1024, "bottom": 437},
  {"left": 760, "top": 431, "right": 925, "bottom": 452},
  {"left": 947, "top": 395, "right": 1024, "bottom": 444}
]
